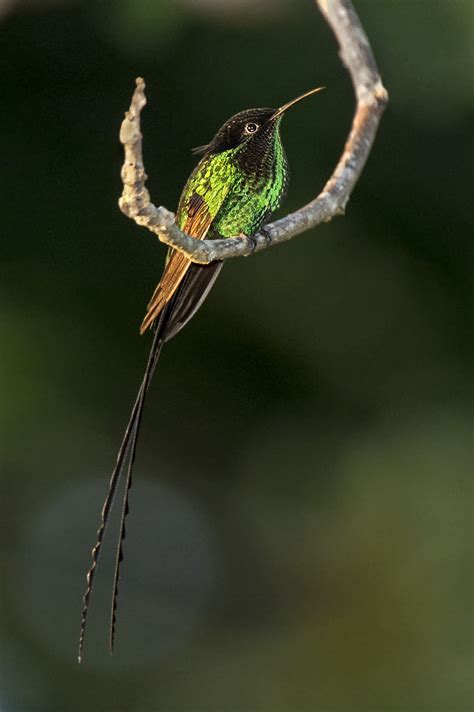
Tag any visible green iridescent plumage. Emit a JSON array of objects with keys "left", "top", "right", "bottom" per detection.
[
  {"left": 142, "top": 108, "right": 291, "bottom": 337},
  {"left": 177, "top": 110, "right": 289, "bottom": 239}
]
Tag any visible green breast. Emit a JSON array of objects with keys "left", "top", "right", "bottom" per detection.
[{"left": 178, "top": 133, "right": 288, "bottom": 239}]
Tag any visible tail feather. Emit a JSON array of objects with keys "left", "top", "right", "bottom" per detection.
[
  {"left": 107, "top": 318, "right": 167, "bottom": 654},
  {"left": 78, "top": 312, "right": 166, "bottom": 663},
  {"left": 78, "top": 260, "right": 223, "bottom": 661}
]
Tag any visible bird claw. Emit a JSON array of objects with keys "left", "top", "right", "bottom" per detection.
[
  {"left": 241, "top": 233, "right": 257, "bottom": 252},
  {"left": 259, "top": 227, "right": 272, "bottom": 246}
]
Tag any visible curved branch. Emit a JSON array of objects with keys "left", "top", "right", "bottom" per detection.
[{"left": 118, "top": 0, "right": 388, "bottom": 264}]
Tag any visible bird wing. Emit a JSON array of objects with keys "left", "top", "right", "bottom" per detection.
[{"left": 140, "top": 192, "right": 216, "bottom": 334}]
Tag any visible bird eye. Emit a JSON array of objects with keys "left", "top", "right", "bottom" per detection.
[{"left": 244, "top": 122, "right": 259, "bottom": 134}]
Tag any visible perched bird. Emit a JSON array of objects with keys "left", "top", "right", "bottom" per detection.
[{"left": 78, "top": 87, "right": 324, "bottom": 661}]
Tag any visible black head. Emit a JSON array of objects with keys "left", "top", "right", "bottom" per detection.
[
  {"left": 192, "top": 88, "right": 325, "bottom": 158},
  {"left": 192, "top": 108, "right": 277, "bottom": 157}
]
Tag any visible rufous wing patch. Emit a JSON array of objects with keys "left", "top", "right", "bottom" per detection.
[{"left": 139, "top": 194, "right": 213, "bottom": 334}]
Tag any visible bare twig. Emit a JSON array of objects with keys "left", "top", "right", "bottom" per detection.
[{"left": 119, "top": 0, "right": 388, "bottom": 264}]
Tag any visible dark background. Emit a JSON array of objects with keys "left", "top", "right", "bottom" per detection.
[{"left": 1, "top": 1, "right": 472, "bottom": 710}]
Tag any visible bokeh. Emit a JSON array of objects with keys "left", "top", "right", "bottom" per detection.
[{"left": 1, "top": 1, "right": 472, "bottom": 710}]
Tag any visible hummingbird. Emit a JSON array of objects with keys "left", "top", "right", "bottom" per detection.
[{"left": 78, "top": 86, "right": 324, "bottom": 662}]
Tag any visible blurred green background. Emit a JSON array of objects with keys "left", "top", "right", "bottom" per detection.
[{"left": 1, "top": 0, "right": 472, "bottom": 710}]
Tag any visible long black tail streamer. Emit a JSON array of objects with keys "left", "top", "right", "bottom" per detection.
[
  {"left": 77, "top": 262, "right": 223, "bottom": 662},
  {"left": 78, "top": 313, "right": 166, "bottom": 663},
  {"left": 107, "top": 323, "right": 163, "bottom": 655}
]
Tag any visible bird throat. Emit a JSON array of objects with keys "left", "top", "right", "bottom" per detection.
[{"left": 234, "top": 117, "right": 284, "bottom": 185}]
